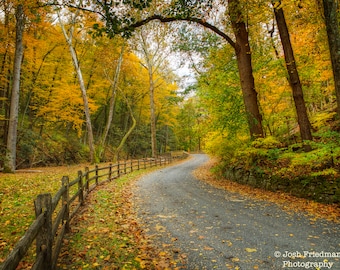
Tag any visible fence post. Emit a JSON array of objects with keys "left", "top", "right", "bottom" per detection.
[
  {"left": 34, "top": 193, "right": 53, "bottom": 270},
  {"left": 62, "top": 176, "right": 70, "bottom": 233},
  {"left": 117, "top": 160, "right": 120, "bottom": 178},
  {"left": 137, "top": 159, "right": 140, "bottom": 171},
  {"left": 144, "top": 158, "right": 146, "bottom": 169},
  {"left": 78, "top": 171, "right": 84, "bottom": 206},
  {"left": 109, "top": 163, "right": 112, "bottom": 181},
  {"left": 130, "top": 159, "right": 133, "bottom": 172},
  {"left": 124, "top": 160, "right": 127, "bottom": 174},
  {"left": 85, "top": 167, "right": 89, "bottom": 192},
  {"left": 95, "top": 165, "right": 99, "bottom": 185}
]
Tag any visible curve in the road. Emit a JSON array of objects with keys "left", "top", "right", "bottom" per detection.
[{"left": 133, "top": 154, "right": 340, "bottom": 269}]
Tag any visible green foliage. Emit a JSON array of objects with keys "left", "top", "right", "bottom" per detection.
[
  {"left": 123, "top": 0, "right": 152, "bottom": 9},
  {"left": 217, "top": 134, "right": 340, "bottom": 181},
  {"left": 311, "top": 112, "right": 337, "bottom": 130},
  {"left": 174, "top": 25, "right": 221, "bottom": 56},
  {"left": 15, "top": 125, "right": 88, "bottom": 168},
  {"left": 175, "top": 97, "right": 205, "bottom": 152},
  {"left": 196, "top": 46, "right": 248, "bottom": 137},
  {"left": 164, "top": 0, "right": 208, "bottom": 18},
  {"left": 251, "top": 136, "right": 283, "bottom": 149}
]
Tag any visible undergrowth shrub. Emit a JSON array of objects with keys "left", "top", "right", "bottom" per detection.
[
  {"left": 16, "top": 128, "right": 88, "bottom": 168},
  {"left": 208, "top": 132, "right": 339, "bottom": 182}
]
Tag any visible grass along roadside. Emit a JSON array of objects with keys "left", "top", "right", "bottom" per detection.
[
  {"left": 0, "top": 162, "right": 181, "bottom": 269},
  {"left": 0, "top": 163, "right": 92, "bottom": 265},
  {"left": 57, "top": 167, "right": 183, "bottom": 269}
]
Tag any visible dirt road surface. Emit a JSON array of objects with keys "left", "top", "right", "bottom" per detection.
[{"left": 133, "top": 154, "right": 340, "bottom": 269}]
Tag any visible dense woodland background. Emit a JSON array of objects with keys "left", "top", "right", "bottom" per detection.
[{"left": 1, "top": 0, "right": 340, "bottom": 200}]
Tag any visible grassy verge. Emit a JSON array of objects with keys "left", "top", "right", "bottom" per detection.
[
  {"left": 57, "top": 171, "right": 152, "bottom": 269},
  {"left": 57, "top": 163, "right": 185, "bottom": 269},
  {"left": 0, "top": 164, "right": 90, "bottom": 264},
  {"left": 0, "top": 163, "right": 179, "bottom": 269}
]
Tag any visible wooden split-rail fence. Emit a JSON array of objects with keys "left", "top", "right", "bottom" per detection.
[{"left": 0, "top": 152, "right": 188, "bottom": 270}]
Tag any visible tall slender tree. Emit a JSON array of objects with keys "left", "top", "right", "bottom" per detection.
[
  {"left": 0, "top": 0, "right": 13, "bottom": 149},
  {"left": 321, "top": 0, "right": 340, "bottom": 120},
  {"left": 272, "top": 0, "right": 313, "bottom": 144},
  {"left": 134, "top": 23, "right": 173, "bottom": 157},
  {"left": 4, "top": 4, "right": 25, "bottom": 172},
  {"left": 100, "top": 43, "right": 125, "bottom": 159},
  {"left": 57, "top": 8, "right": 96, "bottom": 162},
  {"left": 114, "top": 89, "right": 137, "bottom": 160}
]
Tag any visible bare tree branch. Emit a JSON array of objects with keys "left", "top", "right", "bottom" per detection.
[{"left": 124, "top": 14, "right": 236, "bottom": 49}]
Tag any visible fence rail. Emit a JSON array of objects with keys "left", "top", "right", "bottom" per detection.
[{"left": 0, "top": 152, "right": 188, "bottom": 270}]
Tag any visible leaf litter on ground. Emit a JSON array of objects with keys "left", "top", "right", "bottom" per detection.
[
  {"left": 0, "top": 164, "right": 92, "bottom": 266},
  {"left": 57, "top": 168, "right": 184, "bottom": 269},
  {"left": 193, "top": 158, "right": 340, "bottom": 223},
  {"left": 1, "top": 159, "right": 189, "bottom": 269}
]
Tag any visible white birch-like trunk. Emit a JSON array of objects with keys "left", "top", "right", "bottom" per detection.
[
  {"left": 58, "top": 11, "right": 96, "bottom": 163},
  {"left": 4, "top": 4, "right": 25, "bottom": 172},
  {"left": 100, "top": 44, "right": 125, "bottom": 158},
  {"left": 148, "top": 67, "right": 157, "bottom": 158},
  {"left": 139, "top": 31, "right": 159, "bottom": 158}
]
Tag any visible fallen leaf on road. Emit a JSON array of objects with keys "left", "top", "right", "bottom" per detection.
[
  {"left": 155, "top": 224, "right": 166, "bottom": 232},
  {"left": 245, "top": 248, "right": 257, "bottom": 253},
  {"left": 222, "top": 240, "right": 233, "bottom": 246},
  {"left": 193, "top": 158, "right": 340, "bottom": 223}
]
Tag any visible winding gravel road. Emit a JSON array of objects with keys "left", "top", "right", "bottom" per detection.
[{"left": 133, "top": 154, "right": 340, "bottom": 269}]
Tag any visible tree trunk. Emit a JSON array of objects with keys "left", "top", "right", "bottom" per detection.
[
  {"left": 273, "top": 1, "right": 313, "bottom": 143},
  {"left": 228, "top": 0, "right": 264, "bottom": 138},
  {"left": 322, "top": 0, "right": 340, "bottom": 120},
  {"left": 69, "top": 46, "right": 96, "bottom": 163},
  {"left": 0, "top": 3, "right": 11, "bottom": 149},
  {"left": 138, "top": 29, "right": 160, "bottom": 158},
  {"left": 100, "top": 44, "right": 125, "bottom": 159},
  {"left": 115, "top": 93, "right": 137, "bottom": 160},
  {"left": 4, "top": 4, "right": 25, "bottom": 172},
  {"left": 58, "top": 11, "right": 96, "bottom": 163},
  {"left": 148, "top": 67, "right": 158, "bottom": 157}
]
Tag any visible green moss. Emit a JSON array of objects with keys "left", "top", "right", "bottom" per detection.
[{"left": 215, "top": 132, "right": 340, "bottom": 204}]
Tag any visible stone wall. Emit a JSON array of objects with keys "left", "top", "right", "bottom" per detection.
[{"left": 223, "top": 166, "right": 340, "bottom": 204}]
